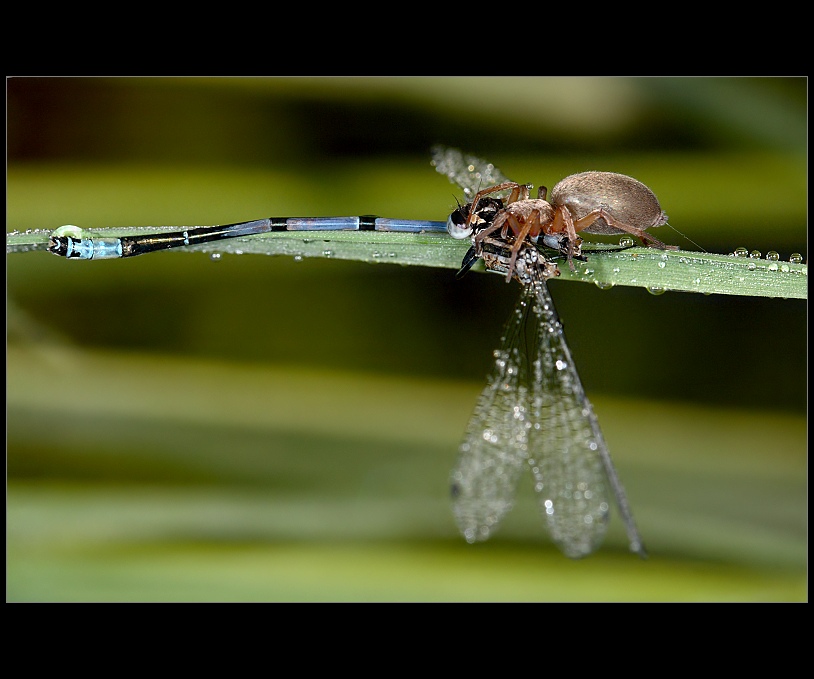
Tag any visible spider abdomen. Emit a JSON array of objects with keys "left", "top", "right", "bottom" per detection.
[{"left": 550, "top": 171, "right": 668, "bottom": 236}]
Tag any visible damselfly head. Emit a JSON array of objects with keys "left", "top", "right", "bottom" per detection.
[{"left": 446, "top": 196, "right": 504, "bottom": 240}]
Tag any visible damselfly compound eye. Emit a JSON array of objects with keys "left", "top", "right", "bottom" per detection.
[{"left": 446, "top": 207, "right": 473, "bottom": 239}]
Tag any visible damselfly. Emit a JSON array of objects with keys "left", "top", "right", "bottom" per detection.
[{"left": 47, "top": 147, "right": 665, "bottom": 558}]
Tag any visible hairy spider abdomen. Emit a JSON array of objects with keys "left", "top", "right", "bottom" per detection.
[{"left": 550, "top": 171, "right": 668, "bottom": 236}]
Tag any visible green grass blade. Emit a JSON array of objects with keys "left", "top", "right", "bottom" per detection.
[{"left": 7, "top": 228, "right": 807, "bottom": 299}]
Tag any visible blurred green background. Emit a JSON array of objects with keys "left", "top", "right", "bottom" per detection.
[{"left": 7, "top": 77, "right": 807, "bottom": 601}]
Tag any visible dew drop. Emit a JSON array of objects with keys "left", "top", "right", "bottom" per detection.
[
  {"left": 293, "top": 254, "right": 303, "bottom": 263},
  {"left": 209, "top": 253, "right": 222, "bottom": 261},
  {"left": 746, "top": 262, "right": 756, "bottom": 271},
  {"left": 767, "top": 261, "right": 779, "bottom": 272},
  {"left": 657, "top": 261, "right": 666, "bottom": 269},
  {"left": 594, "top": 280, "right": 614, "bottom": 290},
  {"left": 749, "top": 250, "right": 762, "bottom": 259},
  {"left": 646, "top": 286, "right": 666, "bottom": 295},
  {"left": 322, "top": 249, "right": 333, "bottom": 258},
  {"left": 619, "top": 236, "right": 635, "bottom": 248},
  {"left": 789, "top": 253, "right": 803, "bottom": 264},
  {"left": 733, "top": 246, "right": 749, "bottom": 258},
  {"left": 766, "top": 251, "right": 780, "bottom": 261}
]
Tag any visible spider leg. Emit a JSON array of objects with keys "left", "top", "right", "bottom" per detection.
[
  {"left": 466, "top": 182, "right": 525, "bottom": 231},
  {"left": 505, "top": 215, "right": 534, "bottom": 283},
  {"left": 574, "top": 208, "right": 678, "bottom": 250},
  {"left": 473, "top": 212, "right": 508, "bottom": 250},
  {"left": 505, "top": 183, "right": 531, "bottom": 205},
  {"left": 552, "top": 206, "right": 580, "bottom": 272}
]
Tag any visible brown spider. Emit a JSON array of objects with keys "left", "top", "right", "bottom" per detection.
[{"left": 460, "top": 173, "right": 677, "bottom": 282}]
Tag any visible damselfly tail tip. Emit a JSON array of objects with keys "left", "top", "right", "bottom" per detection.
[{"left": 47, "top": 236, "right": 67, "bottom": 257}]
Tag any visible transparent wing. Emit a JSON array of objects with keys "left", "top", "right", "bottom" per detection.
[
  {"left": 452, "top": 278, "right": 644, "bottom": 557},
  {"left": 524, "top": 280, "right": 612, "bottom": 558},
  {"left": 450, "top": 294, "right": 532, "bottom": 543},
  {"left": 431, "top": 145, "right": 514, "bottom": 200}
]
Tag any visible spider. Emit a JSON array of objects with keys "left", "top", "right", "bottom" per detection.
[{"left": 447, "top": 173, "right": 677, "bottom": 282}]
